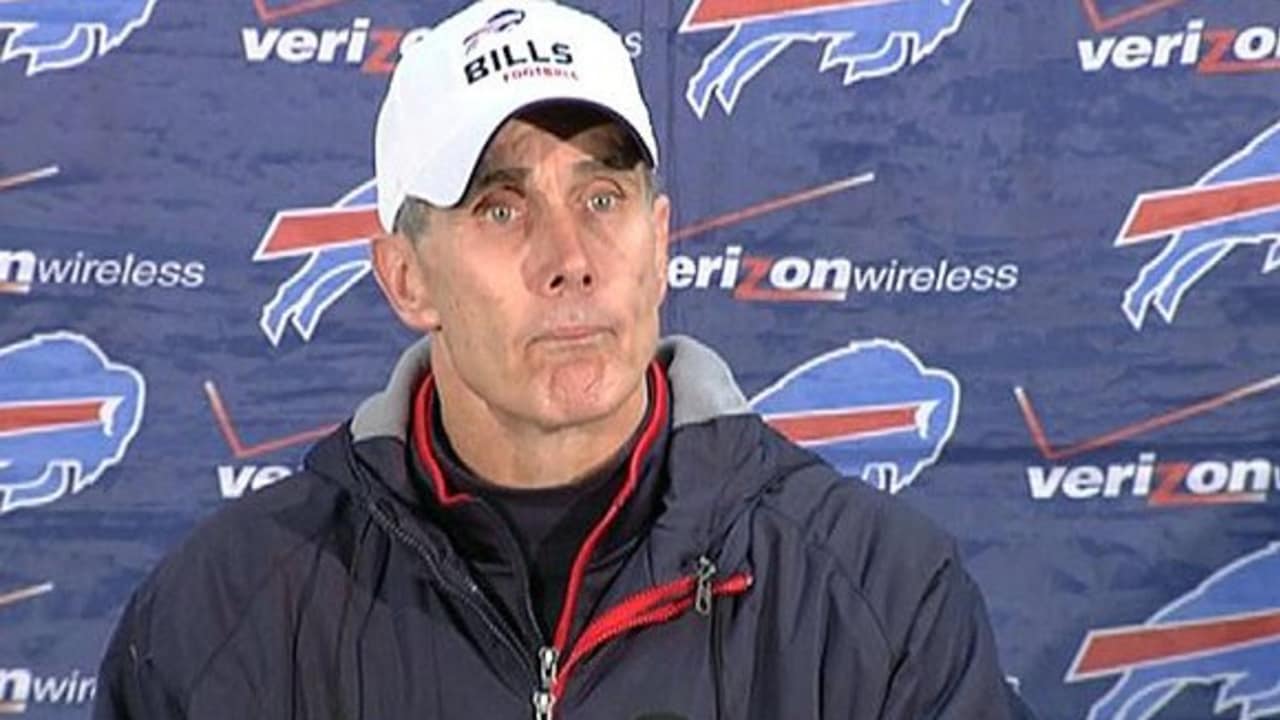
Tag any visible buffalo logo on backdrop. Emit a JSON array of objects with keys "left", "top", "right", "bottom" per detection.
[
  {"left": 749, "top": 339, "right": 959, "bottom": 493},
  {"left": 679, "top": 0, "right": 975, "bottom": 118},
  {"left": 0, "top": 0, "right": 158, "bottom": 76},
  {"left": 1067, "top": 542, "right": 1280, "bottom": 720},
  {"left": 1116, "top": 119, "right": 1280, "bottom": 331},
  {"left": 254, "top": 180, "right": 378, "bottom": 345},
  {"left": 0, "top": 332, "right": 145, "bottom": 515},
  {"left": 1076, "top": 0, "right": 1280, "bottom": 74}
]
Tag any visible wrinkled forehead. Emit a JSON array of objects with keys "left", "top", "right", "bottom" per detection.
[{"left": 470, "top": 102, "right": 648, "bottom": 181}]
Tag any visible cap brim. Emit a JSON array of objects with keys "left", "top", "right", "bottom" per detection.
[{"left": 402, "top": 92, "right": 658, "bottom": 210}]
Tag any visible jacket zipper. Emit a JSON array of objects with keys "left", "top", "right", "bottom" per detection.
[
  {"left": 539, "top": 559, "right": 753, "bottom": 718},
  {"left": 370, "top": 496, "right": 751, "bottom": 720},
  {"left": 348, "top": 430, "right": 536, "bottom": 683},
  {"left": 525, "top": 364, "right": 671, "bottom": 719},
  {"left": 533, "top": 645, "right": 559, "bottom": 720},
  {"left": 408, "top": 365, "right": 751, "bottom": 719},
  {"left": 365, "top": 499, "right": 537, "bottom": 682},
  {"left": 410, "top": 376, "right": 553, "bottom": 678}
]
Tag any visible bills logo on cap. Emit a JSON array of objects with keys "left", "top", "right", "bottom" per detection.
[
  {"left": 460, "top": 4, "right": 574, "bottom": 85},
  {"left": 464, "top": 40, "right": 575, "bottom": 85},
  {"left": 464, "top": 9, "right": 526, "bottom": 54}
]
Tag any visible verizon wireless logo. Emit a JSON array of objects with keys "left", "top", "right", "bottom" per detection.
[
  {"left": 241, "top": 17, "right": 642, "bottom": 74},
  {"left": 1076, "top": 0, "right": 1280, "bottom": 75},
  {"left": 1016, "top": 373, "right": 1280, "bottom": 507},
  {"left": 1028, "top": 453, "right": 1276, "bottom": 506}
]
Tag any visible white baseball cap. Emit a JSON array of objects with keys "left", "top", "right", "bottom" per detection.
[{"left": 374, "top": 0, "right": 659, "bottom": 233}]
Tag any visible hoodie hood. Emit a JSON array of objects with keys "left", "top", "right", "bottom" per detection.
[
  {"left": 348, "top": 334, "right": 753, "bottom": 443},
  {"left": 303, "top": 334, "right": 808, "bottom": 582}
]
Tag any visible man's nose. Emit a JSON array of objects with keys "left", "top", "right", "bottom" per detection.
[{"left": 530, "top": 206, "right": 596, "bottom": 297}]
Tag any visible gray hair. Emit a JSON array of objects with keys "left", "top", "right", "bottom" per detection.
[{"left": 392, "top": 196, "right": 432, "bottom": 243}]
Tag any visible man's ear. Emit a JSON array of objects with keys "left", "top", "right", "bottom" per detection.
[
  {"left": 370, "top": 232, "right": 442, "bottom": 333},
  {"left": 651, "top": 193, "right": 671, "bottom": 302}
]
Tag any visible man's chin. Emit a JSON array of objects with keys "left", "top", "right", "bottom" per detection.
[{"left": 534, "top": 360, "right": 637, "bottom": 429}]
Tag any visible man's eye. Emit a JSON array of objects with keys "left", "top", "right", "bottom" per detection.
[
  {"left": 485, "top": 204, "right": 516, "bottom": 224},
  {"left": 588, "top": 193, "right": 619, "bottom": 212}
]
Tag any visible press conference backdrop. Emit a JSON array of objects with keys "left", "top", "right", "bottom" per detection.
[{"left": 2, "top": 0, "right": 1278, "bottom": 717}]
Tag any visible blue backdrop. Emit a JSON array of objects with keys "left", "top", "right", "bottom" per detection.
[{"left": 2, "top": 1, "right": 1279, "bottom": 717}]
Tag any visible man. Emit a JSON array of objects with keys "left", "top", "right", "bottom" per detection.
[{"left": 96, "top": 1, "right": 1036, "bottom": 718}]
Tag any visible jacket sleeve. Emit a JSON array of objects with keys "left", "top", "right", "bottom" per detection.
[
  {"left": 93, "top": 588, "right": 187, "bottom": 720},
  {"left": 876, "top": 555, "right": 1039, "bottom": 720}
]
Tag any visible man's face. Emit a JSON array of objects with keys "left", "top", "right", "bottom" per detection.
[{"left": 392, "top": 106, "right": 669, "bottom": 432}]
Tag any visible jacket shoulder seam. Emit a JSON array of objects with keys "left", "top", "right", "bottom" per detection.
[
  {"left": 176, "top": 511, "right": 339, "bottom": 705},
  {"left": 755, "top": 502, "right": 895, "bottom": 656}
]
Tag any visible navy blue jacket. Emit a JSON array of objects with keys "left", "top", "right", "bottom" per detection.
[{"left": 95, "top": 336, "right": 1036, "bottom": 719}]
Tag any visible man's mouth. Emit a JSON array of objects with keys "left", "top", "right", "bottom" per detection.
[{"left": 538, "top": 325, "right": 609, "bottom": 343}]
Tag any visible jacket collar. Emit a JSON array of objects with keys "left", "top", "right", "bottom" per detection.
[
  {"left": 348, "top": 334, "right": 752, "bottom": 445},
  {"left": 325, "top": 334, "right": 768, "bottom": 577},
  {"left": 406, "top": 363, "right": 672, "bottom": 570}
]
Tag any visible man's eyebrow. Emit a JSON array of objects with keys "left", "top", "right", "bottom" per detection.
[
  {"left": 572, "top": 157, "right": 641, "bottom": 178},
  {"left": 461, "top": 166, "right": 529, "bottom": 202}
]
